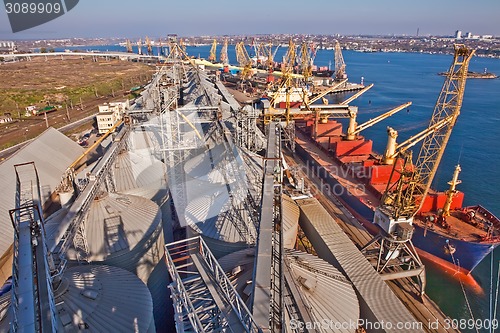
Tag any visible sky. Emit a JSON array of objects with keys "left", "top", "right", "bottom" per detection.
[{"left": 0, "top": 0, "right": 499, "bottom": 39}]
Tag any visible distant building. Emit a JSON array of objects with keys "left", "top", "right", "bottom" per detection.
[
  {"left": 96, "top": 100, "right": 129, "bottom": 134},
  {"left": 455, "top": 30, "right": 462, "bottom": 39},
  {"left": 465, "top": 32, "right": 473, "bottom": 39},
  {"left": 0, "top": 41, "right": 16, "bottom": 53},
  {"left": 0, "top": 114, "right": 13, "bottom": 124},
  {"left": 25, "top": 105, "right": 37, "bottom": 117}
]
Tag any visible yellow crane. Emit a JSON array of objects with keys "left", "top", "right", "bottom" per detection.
[
  {"left": 345, "top": 102, "right": 412, "bottom": 141},
  {"left": 179, "top": 38, "right": 187, "bottom": 52},
  {"left": 137, "top": 38, "right": 142, "bottom": 55},
  {"left": 334, "top": 40, "right": 347, "bottom": 81},
  {"left": 220, "top": 37, "right": 229, "bottom": 66},
  {"left": 208, "top": 39, "right": 217, "bottom": 62},
  {"left": 377, "top": 44, "right": 475, "bottom": 227},
  {"left": 125, "top": 39, "right": 133, "bottom": 53},
  {"left": 299, "top": 42, "right": 313, "bottom": 81},
  {"left": 145, "top": 36, "right": 153, "bottom": 55},
  {"left": 235, "top": 41, "right": 253, "bottom": 81}
]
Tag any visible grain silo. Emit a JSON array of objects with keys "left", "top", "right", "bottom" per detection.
[
  {"left": 218, "top": 247, "right": 256, "bottom": 302},
  {"left": 66, "top": 192, "right": 164, "bottom": 283},
  {"left": 56, "top": 264, "right": 155, "bottom": 332},
  {"left": 284, "top": 249, "right": 360, "bottom": 332},
  {"left": 0, "top": 265, "right": 155, "bottom": 332},
  {"left": 177, "top": 144, "right": 259, "bottom": 258},
  {"left": 113, "top": 150, "right": 168, "bottom": 203},
  {"left": 219, "top": 248, "right": 360, "bottom": 332}
]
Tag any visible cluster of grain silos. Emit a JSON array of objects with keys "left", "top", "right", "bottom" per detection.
[{"left": 218, "top": 247, "right": 360, "bottom": 332}]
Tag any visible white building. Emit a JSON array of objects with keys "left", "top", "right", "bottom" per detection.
[
  {"left": 0, "top": 41, "right": 16, "bottom": 53},
  {"left": 96, "top": 100, "right": 129, "bottom": 134},
  {"left": 455, "top": 30, "right": 462, "bottom": 39},
  {"left": 0, "top": 114, "right": 13, "bottom": 124}
]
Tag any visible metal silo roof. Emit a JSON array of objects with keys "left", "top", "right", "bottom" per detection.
[
  {"left": 218, "top": 247, "right": 256, "bottom": 302},
  {"left": 55, "top": 265, "right": 155, "bottom": 332},
  {"left": 285, "top": 249, "right": 360, "bottom": 332},
  {"left": 0, "top": 265, "right": 155, "bottom": 332},
  {"left": 66, "top": 192, "right": 164, "bottom": 282},
  {"left": 0, "top": 128, "right": 84, "bottom": 262},
  {"left": 282, "top": 195, "right": 300, "bottom": 249},
  {"left": 184, "top": 144, "right": 238, "bottom": 184},
  {"left": 113, "top": 151, "right": 168, "bottom": 202}
]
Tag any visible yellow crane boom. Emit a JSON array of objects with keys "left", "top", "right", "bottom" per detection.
[{"left": 346, "top": 102, "right": 412, "bottom": 140}]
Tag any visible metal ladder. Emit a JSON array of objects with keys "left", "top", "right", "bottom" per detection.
[{"left": 9, "top": 162, "right": 57, "bottom": 332}]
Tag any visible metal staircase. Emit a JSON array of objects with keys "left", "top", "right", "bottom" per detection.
[{"left": 9, "top": 162, "right": 57, "bottom": 332}]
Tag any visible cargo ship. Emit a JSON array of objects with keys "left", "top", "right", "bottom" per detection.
[
  {"left": 293, "top": 127, "right": 500, "bottom": 274},
  {"left": 261, "top": 45, "right": 500, "bottom": 275}
]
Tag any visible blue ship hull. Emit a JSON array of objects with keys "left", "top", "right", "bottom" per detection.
[{"left": 295, "top": 141, "right": 498, "bottom": 273}]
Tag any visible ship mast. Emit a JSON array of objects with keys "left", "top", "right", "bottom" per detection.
[{"left": 442, "top": 164, "right": 462, "bottom": 217}]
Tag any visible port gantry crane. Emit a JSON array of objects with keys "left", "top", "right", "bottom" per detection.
[
  {"left": 235, "top": 41, "right": 253, "bottom": 85},
  {"left": 125, "top": 39, "right": 133, "bottom": 53},
  {"left": 145, "top": 36, "right": 153, "bottom": 56},
  {"left": 299, "top": 42, "right": 313, "bottom": 82},
  {"left": 334, "top": 40, "right": 347, "bottom": 82},
  {"left": 208, "top": 39, "right": 217, "bottom": 63},
  {"left": 137, "top": 38, "right": 142, "bottom": 55},
  {"left": 220, "top": 37, "right": 229, "bottom": 66},
  {"left": 362, "top": 44, "right": 475, "bottom": 296}
]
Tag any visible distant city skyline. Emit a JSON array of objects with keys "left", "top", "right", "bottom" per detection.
[{"left": 0, "top": 0, "right": 499, "bottom": 39}]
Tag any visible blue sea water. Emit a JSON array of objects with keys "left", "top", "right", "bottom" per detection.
[{"left": 65, "top": 43, "right": 500, "bottom": 331}]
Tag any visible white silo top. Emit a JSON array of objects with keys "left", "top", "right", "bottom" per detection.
[
  {"left": 67, "top": 193, "right": 164, "bottom": 281},
  {"left": 113, "top": 151, "right": 167, "bottom": 201},
  {"left": 55, "top": 265, "right": 155, "bottom": 332}
]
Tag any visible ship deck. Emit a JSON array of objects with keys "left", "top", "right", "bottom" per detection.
[
  {"left": 295, "top": 131, "right": 380, "bottom": 209},
  {"left": 296, "top": 128, "right": 500, "bottom": 246},
  {"left": 414, "top": 211, "right": 499, "bottom": 243}
]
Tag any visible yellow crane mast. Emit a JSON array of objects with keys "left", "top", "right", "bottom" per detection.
[
  {"left": 220, "top": 37, "right": 229, "bottom": 66},
  {"left": 235, "top": 41, "right": 253, "bottom": 81},
  {"left": 300, "top": 42, "right": 313, "bottom": 81},
  {"left": 179, "top": 38, "right": 187, "bottom": 52},
  {"left": 208, "top": 39, "right": 217, "bottom": 62},
  {"left": 125, "top": 39, "right": 133, "bottom": 53},
  {"left": 137, "top": 38, "right": 142, "bottom": 55},
  {"left": 145, "top": 36, "right": 153, "bottom": 55}
]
